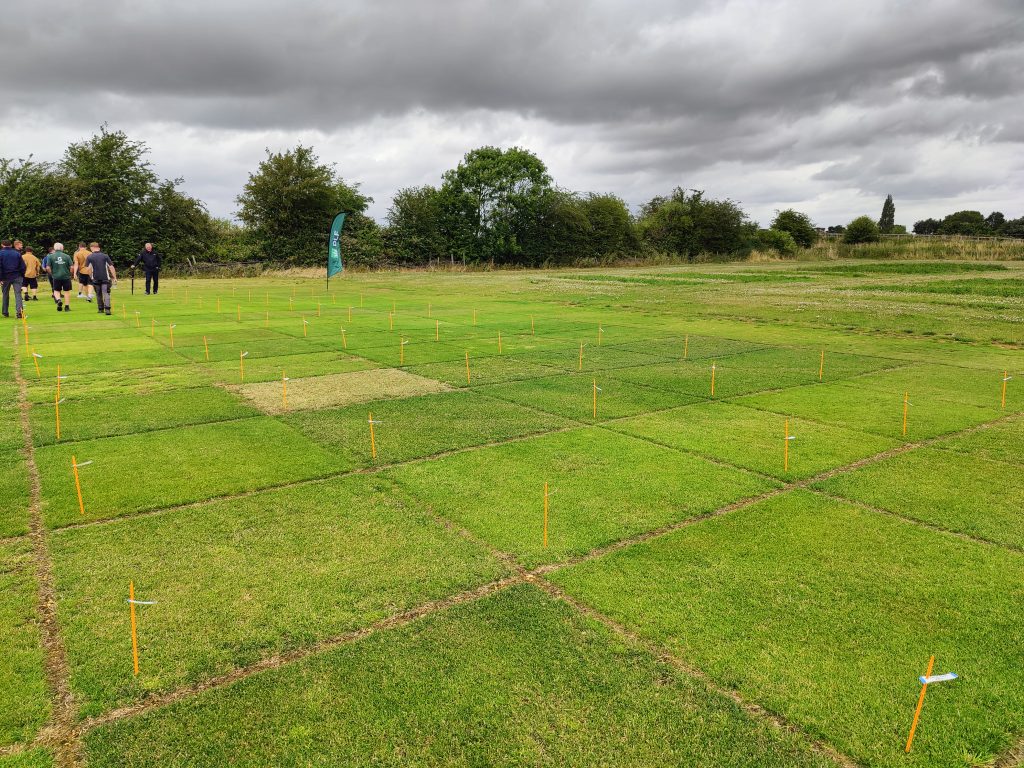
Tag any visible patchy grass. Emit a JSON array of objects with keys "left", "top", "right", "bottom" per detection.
[
  {"left": 935, "top": 418, "right": 1024, "bottom": 465},
  {"left": 854, "top": 278, "right": 1024, "bottom": 297},
  {"left": 36, "top": 417, "right": 341, "bottom": 528},
  {"left": 0, "top": 541, "right": 49, "bottom": 747},
  {"left": 389, "top": 428, "right": 776, "bottom": 567},
  {"left": 83, "top": 585, "right": 833, "bottom": 768},
  {"left": 0, "top": 451, "right": 30, "bottom": 538},
  {"left": 238, "top": 368, "right": 450, "bottom": 414},
  {"left": 815, "top": 447, "right": 1024, "bottom": 548},
  {"left": 551, "top": 491, "right": 1024, "bottom": 768},
  {"left": 0, "top": 749, "right": 54, "bottom": 768},
  {"left": 802, "top": 261, "right": 1008, "bottom": 276}
]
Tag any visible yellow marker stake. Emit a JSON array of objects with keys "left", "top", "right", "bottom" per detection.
[
  {"left": 71, "top": 455, "right": 85, "bottom": 516},
  {"left": 1002, "top": 371, "right": 1009, "bottom": 409},
  {"left": 902, "top": 391, "right": 909, "bottom": 436},
  {"left": 531, "top": 316, "right": 535, "bottom": 335},
  {"left": 282, "top": 371, "right": 288, "bottom": 410},
  {"left": 498, "top": 331, "right": 502, "bottom": 354},
  {"left": 169, "top": 324, "right": 175, "bottom": 350},
  {"left": 684, "top": 335, "right": 689, "bottom": 360},
  {"left": 55, "top": 391, "right": 61, "bottom": 441},
  {"left": 348, "top": 306, "right": 352, "bottom": 322},
  {"left": 905, "top": 655, "right": 935, "bottom": 753},
  {"left": 122, "top": 305, "right": 127, "bottom": 320},
  {"left": 341, "top": 328, "right": 348, "bottom": 349},
  {"left": 400, "top": 338, "right": 405, "bottom": 365},
  {"left": 203, "top": 336, "right": 209, "bottom": 361},
  {"left": 368, "top": 411, "right": 377, "bottom": 460},
  {"left": 302, "top": 319, "right": 308, "bottom": 337},
  {"left": 598, "top": 325, "right": 603, "bottom": 346},
  {"left": 465, "top": 351, "right": 471, "bottom": 385},
  {"left": 56, "top": 365, "right": 61, "bottom": 402},
  {"left": 135, "top": 312, "right": 141, "bottom": 328},
  {"left": 240, "top": 351, "right": 247, "bottom": 383},
  {"left": 578, "top": 342, "right": 584, "bottom": 371},
  {"left": 435, "top": 320, "right": 439, "bottom": 341},
  {"left": 819, "top": 349, "right": 824, "bottom": 381},
  {"left": 217, "top": 297, "right": 221, "bottom": 313},
  {"left": 428, "top": 302, "right": 431, "bottom": 318},
  {"left": 317, "top": 302, "right": 321, "bottom": 318},
  {"left": 711, "top": 361, "right": 717, "bottom": 397},
  {"left": 543, "top": 482, "right": 549, "bottom": 549},
  {"left": 31, "top": 349, "right": 40, "bottom": 377},
  {"left": 593, "top": 378, "right": 598, "bottom": 418},
  {"left": 129, "top": 581, "right": 140, "bottom": 676}
]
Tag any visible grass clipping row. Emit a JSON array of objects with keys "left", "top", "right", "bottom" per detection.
[{"left": 236, "top": 368, "right": 450, "bottom": 414}]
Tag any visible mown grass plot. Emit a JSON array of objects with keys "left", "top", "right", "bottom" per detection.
[
  {"left": 0, "top": 542, "right": 49, "bottom": 747},
  {"left": 50, "top": 475, "right": 511, "bottom": 717},
  {"left": 551, "top": 491, "right": 1024, "bottom": 768},
  {"left": 36, "top": 417, "right": 341, "bottom": 527},
  {"left": 83, "top": 585, "right": 832, "bottom": 768},
  {"left": 389, "top": 428, "right": 775, "bottom": 567},
  {"left": 284, "top": 390, "right": 569, "bottom": 467},
  {"left": 610, "top": 401, "right": 898, "bottom": 479},
  {"left": 815, "top": 447, "right": 1024, "bottom": 548}
]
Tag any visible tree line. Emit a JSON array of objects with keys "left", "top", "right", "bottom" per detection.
[{"left": 1, "top": 128, "right": 1021, "bottom": 269}]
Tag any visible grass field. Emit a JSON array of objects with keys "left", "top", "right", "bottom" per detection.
[{"left": 1, "top": 260, "right": 1021, "bottom": 767}]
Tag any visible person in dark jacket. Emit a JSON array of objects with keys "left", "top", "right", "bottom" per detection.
[
  {"left": 84, "top": 242, "right": 117, "bottom": 315},
  {"left": 0, "top": 239, "right": 27, "bottom": 318},
  {"left": 134, "top": 243, "right": 162, "bottom": 295}
]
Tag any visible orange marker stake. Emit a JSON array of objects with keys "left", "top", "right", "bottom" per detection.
[
  {"left": 168, "top": 324, "right": 175, "bottom": 350},
  {"left": 240, "top": 351, "right": 248, "bottom": 383},
  {"left": 368, "top": 411, "right": 377, "bottom": 460},
  {"left": 465, "top": 351, "right": 471, "bottom": 385},
  {"left": 135, "top": 311, "right": 141, "bottom": 328},
  {"left": 129, "top": 581, "right": 140, "bottom": 676},
  {"left": 55, "top": 391, "right": 61, "bottom": 441},
  {"left": 217, "top": 297, "right": 221, "bottom": 313},
  {"left": 711, "top": 361, "right": 717, "bottom": 397},
  {"left": 819, "top": 350, "right": 824, "bottom": 381},
  {"left": 31, "top": 350, "right": 41, "bottom": 377},
  {"left": 578, "top": 342, "right": 584, "bottom": 371},
  {"left": 435, "top": 320, "right": 439, "bottom": 341},
  {"left": 203, "top": 335, "right": 209, "bottom": 361},
  {"left": 543, "top": 481, "right": 549, "bottom": 548},
  {"left": 902, "top": 391, "right": 909, "bottom": 436},
  {"left": 905, "top": 655, "right": 935, "bottom": 753},
  {"left": 282, "top": 371, "right": 288, "bottom": 410},
  {"left": 1002, "top": 371, "right": 1009, "bottom": 409},
  {"left": 784, "top": 419, "right": 790, "bottom": 472},
  {"left": 302, "top": 319, "right": 308, "bottom": 338},
  {"left": 348, "top": 306, "right": 352, "bottom": 322},
  {"left": 498, "top": 331, "right": 502, "bottom": 354},
  {"left": 56, "top": 365, "right": 61, "bottom": 401},
  {"left": 341, "top": 327, "right": 348, "bottom": 350},
  {"left": 71, "top": 455, "right": 85, "bottom": 516},
  {"left": 400, "top": 338, "right": 406, "bottom": 365}
]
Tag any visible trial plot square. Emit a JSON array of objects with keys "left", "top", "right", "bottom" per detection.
[{"left": 551, "top": 490, "right": 1024, "bottom": 768}]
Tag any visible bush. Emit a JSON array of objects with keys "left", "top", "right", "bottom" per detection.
[
  {"left": 770, "top": 209, "right": 817, "bottom": 248},
  {"left": 843, "top": 216, "right": 881, "bottom": 244},
  {"left": 756, "top": 228, "right": 798, "bottom": 255}
]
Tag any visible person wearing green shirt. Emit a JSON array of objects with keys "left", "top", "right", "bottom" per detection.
[{"left": 47, "top": 243, "right": 75, "bottom": 312}]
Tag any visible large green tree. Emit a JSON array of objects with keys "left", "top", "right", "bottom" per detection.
[
  {"left": 843, "top": 215, "right": 880, "bottom": 244},
  {"left": 936, "top": 210, "right": 987, "bottom": 236},
  {"left": 236, "top": 145, "right": 372, "bottom": 265},
  {"left": 440, "top": 146, "right": 552, "bottom": 264}
]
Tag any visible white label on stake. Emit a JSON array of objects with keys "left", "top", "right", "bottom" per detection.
[
  {"left": 32, "top": 353, "right": 43, "bottom": 358},
  {"left": 74, "top": 460, "right": 93, "bottom": 468},
  {"left": 241, "top": 352, "right": 249, "bottom": 357},
  {"left": 920, "top": 672, "right": 958, "bottom": 685},
  {"left": 126, "top": 599, "right": 157, "bottom": 605}
]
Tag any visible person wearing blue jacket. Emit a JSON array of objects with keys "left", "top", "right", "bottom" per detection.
[{"left": 0, "top": 239, "right": 26, "bottom": 318}]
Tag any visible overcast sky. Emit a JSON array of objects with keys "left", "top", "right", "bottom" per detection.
[{"left": 1, "top": 0, "right": 1022, "bottom": 227}]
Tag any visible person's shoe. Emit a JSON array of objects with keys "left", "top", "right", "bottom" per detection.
[
  {"left": 63, "top": 305, "right": 70, "bottom": 312},
  {"left": 145, "top": 291, "right": 150, "bottom": 295},
  {"left": 16, "top": 312, "right": 23, "bottom": 319},
  {"left": 32, "top": 295, "right": 37, "bottom": 301},
  {"left": 77, "top": 292, "right": 83, "bottom": 298},
  {"left": 104, "top": 310, "right": 111, "bottom": 315},
  {"left": 56, "top": 300, "right": 62, "bottom": 312},
  {"left": 87, "top": 297, "right": 93, "bottom": 302}
]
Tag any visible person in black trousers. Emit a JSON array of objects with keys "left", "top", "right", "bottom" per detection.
[
  {"left": 0, "top": 239, "right": 26, "bottom": 318},
  {"left": 134, "top": 243, "right": 162, "bottom": 294}
]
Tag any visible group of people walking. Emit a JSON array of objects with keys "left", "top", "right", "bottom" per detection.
[{"left": 0, "top": 240, "right": 162, "bottom": 318}]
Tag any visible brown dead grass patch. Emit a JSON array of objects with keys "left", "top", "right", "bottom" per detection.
[{"left": 236, "top": 368, "right": 449, "bottom": 414}]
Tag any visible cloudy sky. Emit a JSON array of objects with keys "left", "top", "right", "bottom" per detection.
[{"left": 1, "top": 0, "right": 1022, "bottom": 227}]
